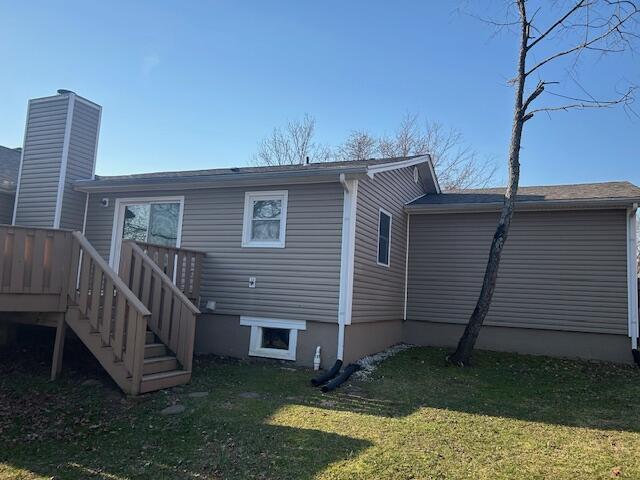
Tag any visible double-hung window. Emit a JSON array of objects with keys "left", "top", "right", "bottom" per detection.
[
  {"left": 242, "top": 191, "right": 288, "bottom": 248},
  {"left": 377, "top": 208, "right": 392, "bottom": 267}
]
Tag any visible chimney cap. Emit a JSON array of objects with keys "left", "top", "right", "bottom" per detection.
[{"left": 57, "top": 89, "right": 76, "bottom": 96}]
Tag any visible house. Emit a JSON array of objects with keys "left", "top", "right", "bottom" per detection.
[
  {"left": 0, "top": 145, "right": 21, "bottom": 224},
  {"left": 0, "top": 90, "right": 638, "bottom": 395}
]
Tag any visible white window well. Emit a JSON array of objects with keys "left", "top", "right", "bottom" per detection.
[
  {"left": 242, "top": 190, "right": 288, "bottom": 248},
  {"left": 377, "top": 208, "right": 392, "bottom": 267},
  {"left": 240, "top": 317, "right": 306, "bottom": 361}
]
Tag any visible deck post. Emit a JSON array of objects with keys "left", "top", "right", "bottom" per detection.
[
  {"left": 51, "top": 314, "right": 67, "bottom": 381},
  {"left": 0, "top": 322, "right": 17, "bottom": 347}
]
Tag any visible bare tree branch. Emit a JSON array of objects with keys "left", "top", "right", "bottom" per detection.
[
  {"left": 253, "top": 114, "right": 332, "bottom": 166},
  {"left": 527, "top": 0, "right": 589, "bottom": 51},
  {"left": 526, "top": 5, "right": 639, "bottom": 76},
  {"left": 337, "top": 130, "right": 378, "bottom": 161},
  {"left": 527, "top": 86, "right": 637, "bottom": 116},
  {"left": 337, "top": 113, "right": 497, "bottom": 190}
]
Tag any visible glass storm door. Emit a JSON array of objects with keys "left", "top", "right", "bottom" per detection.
[{"left": 111, "top": 199, "right": 182, "bottom": 269}]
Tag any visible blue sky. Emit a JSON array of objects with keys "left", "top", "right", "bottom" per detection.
[{"left": 0, "top": 1, "right": 638, "bottom": 186}]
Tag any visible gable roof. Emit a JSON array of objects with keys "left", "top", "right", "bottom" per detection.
[
  {"left": 406, "top": 181, "right": 640, "bottom": 213},
  {"left": 0, "top": 146, "right": 21, "bottom": 194},
  {"left": 75, "top": 155, "right": 434, "bottom": 193}
]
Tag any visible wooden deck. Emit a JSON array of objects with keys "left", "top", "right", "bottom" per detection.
[{"left": 0, "top": 224, "right": 204, "bottom": 395}]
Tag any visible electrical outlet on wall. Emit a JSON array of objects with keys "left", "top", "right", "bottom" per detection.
[{"left": 249, "top": 277, "right": 256, "bottom": 288}]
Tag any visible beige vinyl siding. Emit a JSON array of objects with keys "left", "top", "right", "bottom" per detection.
[
  {"left": 407, "top": 209, "right": 629, "bottom": 334},
  {"left": 84, "top": 182, "right": 343, "bottom": 323},
  {"left": 0, "top": 193, "right": 14, "bottom": 224},
  {"left": 59, "top": 100, "right": 99, "bottom": 230},
  {"left": 351, "top": 167, "right": 425, "bottom": 323},
  {"left": 13, "top": 96, "right": 70, "bottom": 227}
]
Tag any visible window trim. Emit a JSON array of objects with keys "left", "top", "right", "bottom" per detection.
[
  {"left": 241, "top": 190, "right": 288, "bottom": 248},
  {"left": 109, "top": 195, "right": 185, "bottom": 270},
  {"left": 240, "top": 316, "right": 306, "bottom": 361},
  {"left": 377, "top": 207, "right": 392, "bottom": 267}
]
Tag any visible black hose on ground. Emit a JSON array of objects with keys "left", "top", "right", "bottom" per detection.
[
  {"left": 311, "top": 359, "right": 343, "bottom": 386},
  {"left": 321, "top": 363, "right": 361, "bottom": 393},
  {"left": 632, "top": 348, "right": 640, "bottom": 367}
]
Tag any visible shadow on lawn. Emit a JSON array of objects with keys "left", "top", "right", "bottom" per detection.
[{"left": 0, "top": 326, "right": 371, "bottom": 480}]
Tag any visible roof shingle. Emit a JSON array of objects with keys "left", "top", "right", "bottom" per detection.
[
  {"left": 407, "top": 182, "right": 640, "bottom": 209},
  {"left": 95, "top": 155, "right": 424, "bottom": 181}
]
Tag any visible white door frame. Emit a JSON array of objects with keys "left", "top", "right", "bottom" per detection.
[{"left": 108, "top": 196, "right": 185, "bottom": 271}]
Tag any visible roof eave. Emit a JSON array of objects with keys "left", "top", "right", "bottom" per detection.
[
  {"left": 404, "top": 197, "right": 640, "bottom": 214},
  {"left": 74, "top": 167, "right": 369, "bottom": 193},
  {"left": 365, "top": 155, "right": 431, "bottom": 177}
]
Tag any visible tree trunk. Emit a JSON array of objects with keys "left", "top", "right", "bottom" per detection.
[{"left": 448, "top": 1, "right": 529, "bottom": 366}]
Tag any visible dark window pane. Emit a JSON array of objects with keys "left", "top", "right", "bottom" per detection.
[
  {"left": 378, "top": 236, "right": 389, "bottom": 265},
  {"left": 148, "top": 203, "right": 180, "bottom": 246},
  {"left": 379, "top": 211, "right": 390, "bottom": 236},
  {"left": 253, "top": 200, "right": 281, "bottom": 219},
  {"left": 261, "top": 327, "right": 290, "bottom": 350},
  {"left": 251, "top": 219, "right": 280, "bottom": 240},
  {"left": 122, "top": 204, "right": 150, "bottom": 242},
  {"left": 378, "top": 211, "right": 391, "bottom": 264}
]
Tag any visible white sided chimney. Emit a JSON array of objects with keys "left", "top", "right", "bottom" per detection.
[{"left": 12, "top": 90, "right": 102, "bottom": 230}]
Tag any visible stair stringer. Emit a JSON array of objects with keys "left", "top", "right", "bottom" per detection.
[{"left": 63, "top": 306, "right": 134, "bottom": 394}]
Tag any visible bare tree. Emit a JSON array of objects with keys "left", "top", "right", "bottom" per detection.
[
  {"left": 254, "top": 114, "right": 332, "bottom": 166},
  {"left": 337, "top": 130, "right": 378, "bottom": 161},
  {"left": 410, "top": 122, "right": 496, "bottom": 191},
  {"left": 256, "top": 111, "right": 496, "bottom": 189},
  {"left": 378, "top": 113, "right": 431, "bottom": 157},
  {"left": 448, "top": 0, "right": 639, "bottom": 366},
  {"left": 345, "top": 113, "right": 496, "bottom": 189}
]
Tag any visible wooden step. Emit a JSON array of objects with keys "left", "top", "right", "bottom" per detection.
[
  {"left": 139, "top": 370, "right": 191, "bottom": 394},
  {"left": 144, "top": 343, "right": 167, "bottom": 358},
  {"left": 145, "top": 331, "right": 155, "bottom": 344},
  {"left": 143, "top": 355, "right": 178, "bottom": 375}
]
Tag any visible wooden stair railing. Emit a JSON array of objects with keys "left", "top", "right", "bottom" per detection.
[
  {"left": 68, "top": 232, "right": 151, "bottom": 394},
  {"left": 119, "top": 240, "right": 200, "bottom": 373},
  {"left": 134, "top": 241, "right": 205, "bottom": 304},
  {"left": 0, "top": 226, "right": 196, "bottom": 394}
]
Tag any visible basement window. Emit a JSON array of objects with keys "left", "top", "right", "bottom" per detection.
[
  {"left": 377, "top": 208, "right": 392, "bottom": 267},
  {"left": 240, "top": 317, "right": 306, "bottom": 361}
]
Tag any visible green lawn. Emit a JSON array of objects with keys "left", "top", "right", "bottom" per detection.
[{"left": 2, "top": 336, "right": 640, "bottom": 480}]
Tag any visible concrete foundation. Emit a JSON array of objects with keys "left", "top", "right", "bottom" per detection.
[
  {"left": 344, "top": 320, "right": 403, "bottom": 363},
  {"left": 403, "top": 320, "right": 633, "bottom": 364},
  {"left": 194, "top": 314, "right": 635, "bottom": 366},
  {"left": 195, "top": 314, "right": 339, "bottom": 368}
]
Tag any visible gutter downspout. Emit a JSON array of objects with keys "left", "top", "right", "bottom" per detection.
[
  {"left": 628, "top": 203, "right": 639, "bottom": 352},
  {"left": 337, "top": 173, "right": 358, "bottom": 361},
  {"left": 403, "top": 213, "right": 410, "bottom": 321}
]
